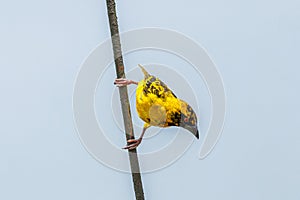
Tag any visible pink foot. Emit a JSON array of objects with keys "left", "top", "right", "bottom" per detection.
[
  {"left": 123, "top": 138, "right": 142, "bottom": 150},
  {"left": 114, "top": 78, "right": 138, "bottom": 87}
]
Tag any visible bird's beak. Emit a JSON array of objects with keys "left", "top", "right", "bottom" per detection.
[
  {"left": 195, "top": 129, "right": 199, "bottom": 139},
  {"left": 182, "top": 124, "right": 199, "bottom": 139}
]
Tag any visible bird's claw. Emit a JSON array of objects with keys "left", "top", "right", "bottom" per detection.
[
  {"left": 123, "top": 138, "right": 142, "bottom": 150},
  {"left": 114, "top": 78, "right": 130, "bottom": 87}
]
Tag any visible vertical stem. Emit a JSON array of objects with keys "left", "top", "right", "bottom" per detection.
[{"left": 105, "top": 0, "right": 145, "bottom": 200}]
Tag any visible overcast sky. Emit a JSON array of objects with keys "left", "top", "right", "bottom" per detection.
[{"left": 0, "top": 0, "right": 299, "bottom": 199}]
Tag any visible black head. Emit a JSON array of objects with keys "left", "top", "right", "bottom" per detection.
[
  {"left": 179, "top": 101, "right": 199, "bottom": 139},
  {"left": 180, "top": 123, "right": 199, "bottom": 139}
]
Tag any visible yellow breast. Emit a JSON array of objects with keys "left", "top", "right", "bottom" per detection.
[{"left": 135, "top": 77, "right": 182, "bottom": 127}]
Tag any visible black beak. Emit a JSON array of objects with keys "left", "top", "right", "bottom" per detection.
[
  {"left": 195, "top": 129, "right": 199, "bottom": 139},
  {"left": 182, "top": 124, "right": 199, "bottom": 139}
]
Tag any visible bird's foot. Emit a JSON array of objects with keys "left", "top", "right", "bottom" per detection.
[
  {"left": 114, "top": 78, "right": 137, "bottom": 87},
  {"left": 123, "top": 138, "right": 142, "bottom": 150}
]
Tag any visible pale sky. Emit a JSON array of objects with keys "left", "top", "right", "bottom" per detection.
[{"left": 0, "top": 0, "right": 299, "bottom": 199}]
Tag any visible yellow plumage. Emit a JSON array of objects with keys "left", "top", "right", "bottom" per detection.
[{"left": 135, "top": 65, "right": 199, "bottom": 138}]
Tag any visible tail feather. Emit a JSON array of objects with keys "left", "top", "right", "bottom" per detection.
[{"left": 138, "top": 64, "right": 150, "bottom": 78}]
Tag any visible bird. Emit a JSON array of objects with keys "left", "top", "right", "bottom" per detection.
[{"left": 114, "top": 64, "right": 199, "bottom": 150}]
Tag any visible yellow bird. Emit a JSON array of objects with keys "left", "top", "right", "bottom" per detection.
[{"left": 114, "top": 64, "right": 199, "bottom": 150}]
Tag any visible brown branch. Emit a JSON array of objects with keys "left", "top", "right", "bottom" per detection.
[{"left": 105, "top": 0, "right": 145, "bottom": 199}]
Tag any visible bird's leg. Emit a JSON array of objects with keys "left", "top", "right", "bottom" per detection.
[
  {"left": 114, "top": 78, "right": 138, "bottom": 87},
  {"left": 123, "top": 126, "right": 149, "bottom": 150}
]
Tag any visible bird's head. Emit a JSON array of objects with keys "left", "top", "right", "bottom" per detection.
[{"left": 179, "top": 101, "right": 199, "bottom": 139}]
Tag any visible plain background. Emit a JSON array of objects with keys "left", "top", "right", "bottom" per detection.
[{"left": 1, "top": 0, "right": 299, "bottom": 199}]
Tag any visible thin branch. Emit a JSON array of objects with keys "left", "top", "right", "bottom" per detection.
[{"left": 105, "top": 0, "right": 145, "bottom": 199}]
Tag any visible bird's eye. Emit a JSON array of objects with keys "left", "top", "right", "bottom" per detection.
[{"left": 184, "top": 118, "right": 189, "bottom": 122}]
